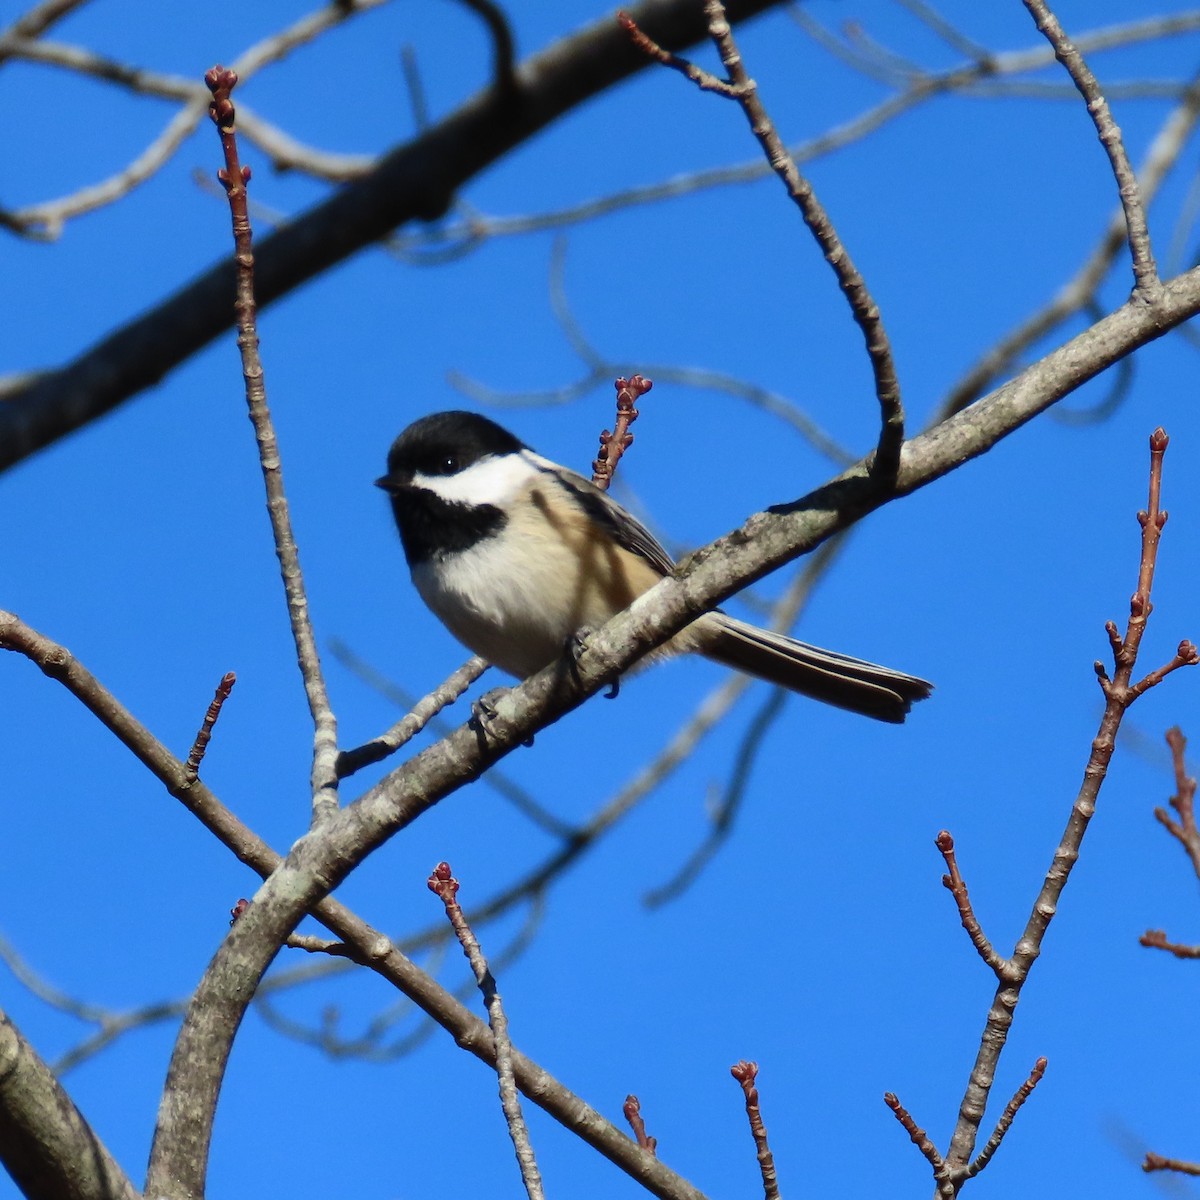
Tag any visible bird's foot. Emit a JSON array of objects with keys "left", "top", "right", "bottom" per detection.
[
  {"left": 567, "top": 628, "right": 620, "bottom": 698},
  {"left": 471, "top": 687, "right": 534, "bottom": 747}
]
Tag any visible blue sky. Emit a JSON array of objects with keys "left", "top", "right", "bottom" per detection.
[{"left": 3, "top": 1, "right": 1200, "bottom": 1197}]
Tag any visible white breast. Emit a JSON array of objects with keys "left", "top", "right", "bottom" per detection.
[{"left": 411, "top": 470, "right": 665, "bottom": 678}]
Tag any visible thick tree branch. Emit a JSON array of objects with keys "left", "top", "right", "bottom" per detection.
[
  {"left": 0, "top": 613, "right": 712, "bottom": 1200},
  {"left": 143, "top": 265, "right": 1200, "bottom": 1200},
  {"left": 0, "top": 0, "right": 785, "bottom": 474},
  {"left": 0, "top": 1005, "right": 140, "bottom": 1200},
  {"left": 0, "top": 0, "right": 88, "bottom": 58}
]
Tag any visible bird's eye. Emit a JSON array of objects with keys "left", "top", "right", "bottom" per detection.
[{"left": 439, "top": 454, "right": 458, "bottom": 473}]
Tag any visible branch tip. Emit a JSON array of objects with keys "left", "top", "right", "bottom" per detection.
[
  {"left": 623, "top": 1095, "right": 658, "bottom": 1155},
  {"left": 591, "top": 373, "right": 651, "bottom": 489},
  {"left": 427, "top": 860, "right": 459, "bottom": 904},
  {"left": 731, "top": 1061, "right": 780, "bottom": 1200},
  {"left": 884, "top": 1090, "right": 947, "bottom": 1175},
  {"left": 1144, "top": 1152, "right": 1200, "bottom": 1176},
  {"left": 183, "top": 671, "right": 237, "bottom": 781}
]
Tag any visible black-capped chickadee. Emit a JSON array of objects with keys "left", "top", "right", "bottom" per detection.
[{"left": 376, "top": 411, "right": 931, "bottom": 722}]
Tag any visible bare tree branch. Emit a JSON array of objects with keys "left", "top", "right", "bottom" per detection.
[
  {"left": 730, "top": 1062, "right": 781, "bottom": 1200},
  {"left": 0, "top": 0, "right": 787, "bottom": 474},
  {"left": 337, "top": 654, "right": 490, "bottom": 777},
  {"left": 429, "top": 864, "right": 545, "bottom": 1200},
  {"left": 936, "top": 430, "right": 1197, "bottom": 1183},
  {"left": 1151, "top": 725, "right": 1200, "bottom": 880},
  {"left": 205, "top": 67, "right": 339, "bottom": 825},
  {"left": 940, "top": 66, "right": 1200, "bottom": 415},
  {"left": 141, "top": 267, "right": 1200, "bottom": 1200},
  {"left": 2, "top": 37, "right": 374, "bottom": 181},
  {"left": 1022, "top": 0, "right": 1160, "bottom": 292},
  {"left": 0, "top": 1004, "right": 140, "bottom": 1200},
  {"left": 0, "top": 609, "right": 715, "bottom": 1200},
  {"left": 387, "top": 11, "right": 1200, "bottom": 257},
  {"left": 626, "top": 0, "right": 906, "bottom": 475},
  {"left": 0, "top": 0, "right": 393, "bottom": 237},
  {"left": 0, "top": 0, "right": 90, "bottom": 59}
]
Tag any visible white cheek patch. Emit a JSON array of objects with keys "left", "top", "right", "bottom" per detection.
[{"left": 413, "top": 451, "right": 541, "bottom": 506}]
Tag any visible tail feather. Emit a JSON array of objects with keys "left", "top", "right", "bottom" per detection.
[{"left": 699, "top": 615, "right": 932, "bottom": 724}]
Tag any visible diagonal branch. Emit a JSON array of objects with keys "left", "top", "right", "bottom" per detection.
[
  {"left": 922, "top": 64, "right": 1200, "bottom": 418},
  {"left": 0, "top": 1003, "right": 140, "bottom": 1200},
  {"left": 142, "top": 267, "right": 1200, "bottom": 1200},
  {"left": 0, "top": 0, "right": 787, "bottom": 474},
  {"left": 623, "top": 0, "right": 905, "bottom": 475},
  {"left": 1022, "top": 0, "right": 1160, "bottom": 294},
  {"left": 700, "top": 0, "right": 905, "bottom": 475},
  {"left": 0, "top": 610, "right": 713, "bottom": 1200},
  {"left": 0, "top": 0, "right": 90, "bottom": 58}
]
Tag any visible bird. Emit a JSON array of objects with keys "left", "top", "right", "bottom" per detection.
[{"left": 376, "top": 410, "right": 931, "bottom": 723}]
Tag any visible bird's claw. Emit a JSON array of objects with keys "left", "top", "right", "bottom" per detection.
[
  {"left": 471, "top": 687, "right": 534, "bottom": 747},
  {"left": 568, "top": 628, "right": 620, "bottom": 698}
]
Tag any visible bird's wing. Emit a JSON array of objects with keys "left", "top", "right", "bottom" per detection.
[{"left": 527, "top": 455, "right": 678, "bottom": 578}]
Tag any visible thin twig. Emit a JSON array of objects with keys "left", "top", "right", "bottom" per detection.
[
  {"left": 2, "top": 0, "right": 390, "bottom": 236},
  {"left": 644, "top": 684, "right": 786, "bottom": 908},
  {"left": 730, "top": 1062, "right": 781, "bottom": 1200},
  {"left": 453, "top": 355, "right": 859, "bottom": 466},
  {"left": 400, "top": 44, "right": 430, "bottom": 131},
  {"left": 183, "top": 672, "right": 237, "bottom": 781},
  {"left": 791, "top": 8, "right": 918, "bottom": 87},
  {"left": 935, "top": 830, "right": 1009, "bottom": 976},
  {"left": 626, "top": 1, "right": 905, "bottom": 476},
  {"left": 329, "top": 639, "right": 574, "bottom": 838},
  {"left": 452, "top": 236, "right": 854, "bottom": 466},
  {"left": 624, "top": 1095, "right": 658, "bottom": 1155},
  {"left": 1143, "top": 1152, "right": 1200, "bottom": 1176},
  {"left": 592, "top": 375, "right": 651, "bottom": 489},
  {"left": 1152, "top": 725, "right": 1200, "bottom": 879},
  {"left": 336, "top": 656, "right": 489, "bottom": 777},
  {"left": 939, "top": 67, "right": 1200, "bottom": 417},
  {"left": 1138, "top": 929, "right": 1200, "bottom": 958},
  {"left": 0, "top": 0, "right": 90, "bottom": 63},
  {"left": 964, "top": 1058, "right": 1048, "bottom": 1178},
  {"left": 205, "top": 67, "right": 339, "bottom": 824},
  {"left": 1022, "top": 0, "right": 1160, "bottom": 294},
  {"left": 893, "top": 0, "right": 994, "bottom": 64},
  {"left": 284, "top": 934, "right": 367, "bottom": 961},
  {"left": 255, "top": 895, "right": 544, "bottom": 1064},
  {"left": 884, "top": 1092, "right": 953, "bottom": 1196},
  {"left": 456, "top": 0, "right": 517, "bottom": 95},
  {"left": 617, "top": 11, "right": 740, "bottom": 95},
  {"left": 429, "top": 863, "right": 544, "bottom": 1200},
  {"left": 941, "top": 429, "right": 1196, "bottom": 1178},
  {"left": 1128, "top": 639, "right": 1199, "bottom": 697},
  {"left": 842, "top": 18, "right": 927, "bottom": 81},
  {"left": 3, "top": 39, "right": 374, "bottom": 180},
  {"left": 0, "top": 932, "right": 118, "bottom": 1025},
  {"left": 389, "top": 12, "right": 1200, "bottom": 260}
]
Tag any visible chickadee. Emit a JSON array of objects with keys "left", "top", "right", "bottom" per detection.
[{"left": 376, "top": 411, "right": 931, "bottom": 723}]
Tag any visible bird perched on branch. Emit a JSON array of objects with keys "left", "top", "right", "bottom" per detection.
[{"left": 377, "top": 410, "right": 931, "bottom": 723}]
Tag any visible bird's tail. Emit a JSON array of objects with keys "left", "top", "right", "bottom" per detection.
[{"left": 699, "top": 614, "right": 932, "bottom": 723}]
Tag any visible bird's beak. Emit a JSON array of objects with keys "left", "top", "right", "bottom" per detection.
[{"left": 375, "top": 474, "right": 401, "bottom": 493}]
